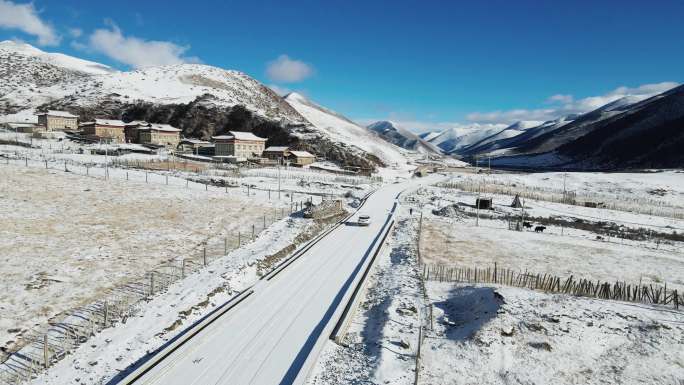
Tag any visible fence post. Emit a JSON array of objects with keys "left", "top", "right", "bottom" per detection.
[
  {"left": 252, "top": 224, "right": 255, "bottom": 240},
  {"left": 43, "top": 334, "right": 49, "bottom": 368},
  {"left": 224, "top": 237, "right": 227, "bottom": 254},
  {"left": 181, "top": 259, "right": 185, "bottom": 278},
  {"left": 150, "top": 273, "right": 154, "bottom": 296},
  {"left": 145, "top": 172, "right": 148, "bottom": 183},
  {"left": 103, "top": 301, "right": 108, "bottom": 326},
  {"left": 203, "top": 246, "right": 207, "bottom": 266},
  {"left": 126, "top": 171, "right": 129, "bottom": 180},
  {"left": 238, "top": 231, "right": 241, "bottom": 246}
]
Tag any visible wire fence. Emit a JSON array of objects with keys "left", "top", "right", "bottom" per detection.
[
  {"left": 422, "top": 263, "right": 683, "bottom": 310},
  {"left": 0, "top": 195, "right": 300, "bottom": 385},
  {"left": 0, "top": 151, "right": 338, "bottom": 208},
  {"left": 0, "top": 152, "right": 329, "bottom": 384},
  {"left": 437, "top": 178, "right": 684, "bottom": 220}
]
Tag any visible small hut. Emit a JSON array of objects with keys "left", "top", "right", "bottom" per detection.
[
  {"left": 511, "top": 194, "right": 523, "bottom": 208},
  {"left": 476, "top": 197, "right": 493, "bottom": 210}
]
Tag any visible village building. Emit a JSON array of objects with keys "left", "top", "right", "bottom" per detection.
[
  {"left": 79, "top": 119, "right": 126, "bottom": 143},
  {"left": 137, "top": 123, "right": 182, "bottom": 148},
  {"left": 289, "top": 150, "right": 316, "bottom": 166},
  {"left": 178, "top": 138, "right": 215, "bottom": 156},
  {"left": 213, "top": 131, "right": 267, "bottom": 161},
  {"left": 37, "top": 110, "right": 78, "bottom": 131},
  {"left": 262, "top": 146, "right": 290, "bottom": 162},
  {"left": 123, "top": 120, "right": 150, "bottom": 143}
]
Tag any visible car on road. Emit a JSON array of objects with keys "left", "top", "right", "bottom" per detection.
[{"left": 358, "top": 214, "right": 371, "bottom": 226}]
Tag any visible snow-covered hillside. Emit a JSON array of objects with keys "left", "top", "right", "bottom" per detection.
[
  {"left": 0, "top": 40, "right": 114, "bottom": 107},
  {"left": 0, "top": 41, "right": 305, "bottom": 125},
  {"left": 425, "top": 123, "right": 507, "bottom": 154},
  {"left": 366, "top": 120, "right": 442, "bottom": 154},
  {"left": 284, "top": 93, "right": 412, "bottom": 168},
  {"left": 1, "top": 41, "right": 412, "bottom": 169}
]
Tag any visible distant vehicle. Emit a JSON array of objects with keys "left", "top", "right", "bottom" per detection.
[{"left": 358, "top": 214, "right": 371, "bottom": 226}]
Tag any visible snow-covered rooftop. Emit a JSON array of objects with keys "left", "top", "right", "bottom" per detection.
[
  {"left": 213, "top": 131, "right": 267, "bottom": 141},
  {"left": 264, "top": 146, "right": 289, "bottom": 152},
  {"left": 138, "top": 123, "right": 181, "bottom": 132},
  {"left": 80, "top": 119, "right": 126, "bottom": 127},
  {"left": 39, "top": 110, "right": 78, "bottom": 118},
  {"left": 289, "top": 150, "right": 315, "bottom": 158}
]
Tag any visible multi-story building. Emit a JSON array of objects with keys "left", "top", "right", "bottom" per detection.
[
  {"left": 36, "top": 110, "right": 79, "bottom": 131},
  {"left": 137, "top": 123, "right": 182, "bottom": 148},
  {"left": 213, "top": 131, "right": 267, "bottom": 161},
  {"left": 79, "top": 119, "right": 126, "bottom": 143}
]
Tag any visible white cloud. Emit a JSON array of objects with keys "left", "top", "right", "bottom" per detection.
[
  {"left": 0, "top": 0, "right": 60, "bottom": 46},
  {"left": 68, "top": 28, "right": 82, "bottom": 38},
  {"left": 267, "top": 84, "right": 292, "bottom": 96},
  {"left": 88, "top": 20, "right": 199, "bottom": 68},
  {"left": 467, "top": 81, "right": 680, "bottom": 124},
  {"left": 266, "top": 54, "right": 314, "bottom": 83},
  {"left": 547, "top": 94, "right": 573, "bottom": 104}
]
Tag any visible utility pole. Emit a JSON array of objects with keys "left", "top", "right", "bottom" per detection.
[
  {"left": 562, "top": 173, "right": 567, "bottom": 203},
  {"left": 278, "top": 163, "right": 281, "bottom": 199},
  {"left": 476, "top": 180, "right": 481, "bottom": 227}
]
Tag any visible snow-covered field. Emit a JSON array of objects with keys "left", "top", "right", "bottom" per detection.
[
  {"left": 25, "top": 212, "right": 318, "bottom": 385},
  {"left": 0, "top": 162, "right": 289, "bottom": 354},
  {"left": 420, "top": 218, "right": 684, "bottom": 290},
  {"left": 420, "top": 281, "right": 684, "bottom": 385},
  {"left": 308, "top": 169, "right": 684, "bottom": 385}
]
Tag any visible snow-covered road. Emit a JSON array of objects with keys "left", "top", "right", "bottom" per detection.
[{"left": 120, "top": 178, "right": 427, "bottom": 385}]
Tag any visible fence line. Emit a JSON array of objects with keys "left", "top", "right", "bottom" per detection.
[
  {"left": 0, "top": 160, "right": 313, "bottom": 384},
  {"left": 437, "top": 179, "right": 684, "bottom": 220},
  {"left": 423, "top": 263, "right": 682, "bottom": 310}
]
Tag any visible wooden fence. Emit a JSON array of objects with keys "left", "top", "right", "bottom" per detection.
[
  {"left": 0, "top": 201, "right": 298, "bottom": 385},
  {"left": 437, "top": 179, "right": 684, "bottom": 220},
  {"left": 423, "top": 263, "right": 682, "bottom": 310}
]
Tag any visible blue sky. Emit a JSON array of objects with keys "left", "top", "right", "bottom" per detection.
[{"left": 1, "top": 0, "right": 682, "bottom": 131}]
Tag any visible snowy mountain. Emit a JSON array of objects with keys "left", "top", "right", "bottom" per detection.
[
  {"left": 424, "top": 123, "right": 507, "bottom": 154},
  {"left": 0, "top": 41, "right": 408, "bottom": 170},
  {"left": 284, "top": 93, "right": 411, "bottom": 167},
  {"left": 366, "top": 120, "right": 442, "bottom": 154},
  {"left": 487, "top": 85, "right": 684, "bottom": 169},
  {"left": 0, "top": 40, "right": 114, "bottom": 112}
]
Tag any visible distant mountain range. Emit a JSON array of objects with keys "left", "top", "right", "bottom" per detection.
[
  {"left": 367, "top": 85, "right": 683, "bottom": 170},
  {"left": 2, "top": 40, "right": 681, "bottom": 171}
]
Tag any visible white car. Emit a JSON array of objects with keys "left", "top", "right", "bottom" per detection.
[{"left": 358, "top": 214, "right": 371, "bottom": 226}]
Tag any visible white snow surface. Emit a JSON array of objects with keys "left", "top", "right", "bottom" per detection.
[
  {"left": 0, "top": 40, "right": 114, "bottom": 76},
  {"left": 284, "top": 93, "right": 412, "bottom": 169}
]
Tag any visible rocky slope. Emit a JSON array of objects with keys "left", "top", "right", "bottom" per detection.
[
  {"left": 486, "top": 85, "right": 684, "bottom": 169},
  {"left": 366, "top": 120, "right": 442, "bottom": 154},
  {"left": 0, "top": 41, "right": 408, "bottom": 170},
  {"left": 284, "top": 93, "right": 411, "bottom": 168}
]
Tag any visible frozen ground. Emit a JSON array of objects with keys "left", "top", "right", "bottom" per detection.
[
  {"left": 0, "top": 163, "right": 288, "bottom": 353},
  {"left": 420, "top": 218, "right": 684, "bottom": 290},
  {"left": 420, "top": 281, "right": 684, "bottom": 385},
  {"left": 308, "top": 206, "right": 425, "bottom": 385},
  {"left": 441, "top": 170, "right": 684, "bottom": 219},
  {"left": 25, "top": 212, "right": 318, "bottom": 385},
  {"left": 308, "top": 177, "right": 684, "bottom": 385}
]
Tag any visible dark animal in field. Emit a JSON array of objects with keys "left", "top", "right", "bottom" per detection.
[
  {"left": 523, "top": 221, "right": 533, "bottom": 229},
  {"left": 596, "top": 235, "right": 603, "bottom": 241},
  {"left": 534, "top": 226, "right": 546, "bottom": 233}
]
